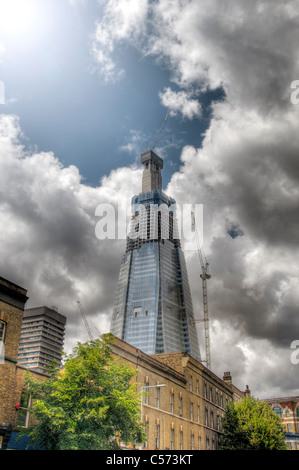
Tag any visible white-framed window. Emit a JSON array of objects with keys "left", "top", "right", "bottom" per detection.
[
  {"left": 155, "top": 424, "right": 160, "bottom": 449},
  {"left": 143, "top": 381, "right": 149, "bottom": 404},
  {"left": 0, "top": 320, "right": 6, "bottom": 341},
  {"left": 191, "top": 434, "right": 195, "bottom": 450},
  {"left": 179, "top": 395, "right": 183, "bottom": 417},
  {"left": 205, "top": 408, "right": 208, "bottom": 426},
  {"left": 155, "top": 387, "right": 160, "bottom": 408},
  {"left": 190, "top": 402, "right": 193, "bottom": 421},
  {"left": 17, "top": 388, "right": 31, "bottom": 428},
  {"left": 143, "top": 424, "right": 149, "bottom": 449},
  {"left": 179, "top": 430, "right": 183, "bottom": 450},
  {"left": 170, "top": 427, "right": 174, "bottom": 450},
  {"left": 170, "top": 392, "right": 174, "bottom": 413}
]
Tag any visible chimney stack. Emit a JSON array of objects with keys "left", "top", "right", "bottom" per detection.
[{"left": 223, "top": 371, "right": 232, "bottom": 386}]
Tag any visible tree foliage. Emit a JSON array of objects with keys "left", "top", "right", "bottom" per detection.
[
  {"left": 221, "top": 396, "right": 288, "bottom": 450},
  {"left": 21, "top": 334, "right": 145, "bottom": 450}
]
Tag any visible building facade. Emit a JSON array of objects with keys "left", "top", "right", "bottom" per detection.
[
  {"left": 18, "top": 306, "right": 66, "bottom": 374},
  {"left": 0, "top": 273, "right": 249, "bottom": 451},
  {"left": 111, "top": 336, "right": 247, "bottom": 450},
  {"left": 262, "top": 396, "right": 299, "bottom": 450},
  {"left": 110, "top": 149, "right": 201, "bottom": 361},
  {"left": 0, "top": 276, "right": 46, "bottom": 449}
]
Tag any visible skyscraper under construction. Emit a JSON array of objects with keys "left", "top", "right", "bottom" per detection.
[{"left": 110, "top": 148, "right": 201, "bottom": 361}]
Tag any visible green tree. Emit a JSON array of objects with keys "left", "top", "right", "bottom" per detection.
[
  {"left": 221, "top": 396, "right": 288, "bottom": 450},
  {"left": 21, "top": 334, "right": 145, "bottom": 450}
]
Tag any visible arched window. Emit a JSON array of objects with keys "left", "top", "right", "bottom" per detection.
[{"left": 273, "top": 406, "right": 283, "bottom": 418}]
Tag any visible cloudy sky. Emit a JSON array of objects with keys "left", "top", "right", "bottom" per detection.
[{"left": 0, "top": 0, "right": 299, "bottom": 398}]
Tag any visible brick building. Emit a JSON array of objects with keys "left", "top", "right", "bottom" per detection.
[
  {"left": 111, "top": 336, "right": 247, "bottom": 450},
  {"left": 0, "top": 276, "right": 46, "bottom": 449},
  {"left": 0, "top": 273, "right": 248, "bottom": 451},
  {"left": 262, "top": 396, "right": 299, "bottom": 450}
]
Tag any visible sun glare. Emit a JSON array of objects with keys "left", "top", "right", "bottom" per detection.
[{"left": 0, "top": 0, "right": 38, "bottom": 37}]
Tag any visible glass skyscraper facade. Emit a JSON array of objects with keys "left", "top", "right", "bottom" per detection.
[{"left": 110, "top": 149, "right": 201, "bottom": 361}]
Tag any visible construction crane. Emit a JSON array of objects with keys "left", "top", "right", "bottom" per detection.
[
  {"left": 145, "top": 109, "right": 171, "bottom": 151},
  {"left": 76, "top": 300, "right": 93, "bottom": 341},
  {"left": 191, "top": 211, "right": 212, "bottom": 370}
]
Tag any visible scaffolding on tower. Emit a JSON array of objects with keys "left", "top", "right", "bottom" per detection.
[{"left": 191, "top": 211, "right": 211, "bottom": 370}]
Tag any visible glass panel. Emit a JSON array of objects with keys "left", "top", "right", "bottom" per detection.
[{"left": 110, "top": 188, "right": 201, "bottom": 360}]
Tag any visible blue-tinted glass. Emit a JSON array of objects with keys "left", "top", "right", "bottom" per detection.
[{"left": 110, "top": 173, "right": 201, "bottom": 361}]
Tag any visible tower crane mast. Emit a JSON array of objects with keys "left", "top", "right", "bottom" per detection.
[
  {"left": 191, "top": 211, "right": 211, "bottom": 370},
  {"left": 146, "top": 109, "right": 171, "bottom": 151},
  {"left": 76, "top": 300, "right": 93, "bottom": 341}
]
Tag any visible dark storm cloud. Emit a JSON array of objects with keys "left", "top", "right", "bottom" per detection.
[
  {"left": 0, "top": 114, "right": 142, "bottom": 348},
  {"left": 1, "top": 0, "right": 298, "bottom": 396}
]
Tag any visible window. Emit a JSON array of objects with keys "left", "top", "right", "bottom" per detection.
[
  {"left": 155, "top": 387, "right": 160, "bottom": 408},
  {"left": 155, "top": 424, "right": 160, "bottom": 449},
  {"left": 191, "top": 434, "right": 195, "bottom": 450},
  {"left": 198, "top": 436, "right": 201, "bottom": 450},
  {"left": 197, "top": 405, "right": 200, "bottom": 423},
  {"left": 196, "top": 380, "right": 199, "bottom": 394},
  {"left": 0, "top": 320, "right": 6, "bottom": 341},
  {"left": 179, "top": 430, "right": 183, "bottom": 450},
  {"left": 143, "top": 381, "right": 149, "bottom": 405},
  {"left": 273, "top": 406, "right": 283, "bottom": 418},
  {"left": 17, "top": 388, "right": 31, "bottom": 427},
  {"left": 205, "top": 408, "right": 208, "bottom": 426},
  {"left": 179, "top": 396, "right": 183, "bottom": 417},
  {"left": 286, "top": 409, "right": 290, "bottom": 417},
  {"left": 170, "top": 392, "right": 174, "bottom": 414},
  {"left": 170, "top": 428, "right": 174, "bottom": 450},
  {"left": 133, "top": 307, "right": 142, "bottom": 318},
  {"left": 143, "top": 425, "right": 149, "bottom": 449},
  {"left": 189, "top": 375, "right": 192, "bottom": 391},
  {"left": 190, "top": 402, "right": 193, "bottom": 421}
]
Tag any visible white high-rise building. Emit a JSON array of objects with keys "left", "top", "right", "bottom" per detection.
[{"left": 18, "top": 306, "right": 66, "bottom": 374}]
